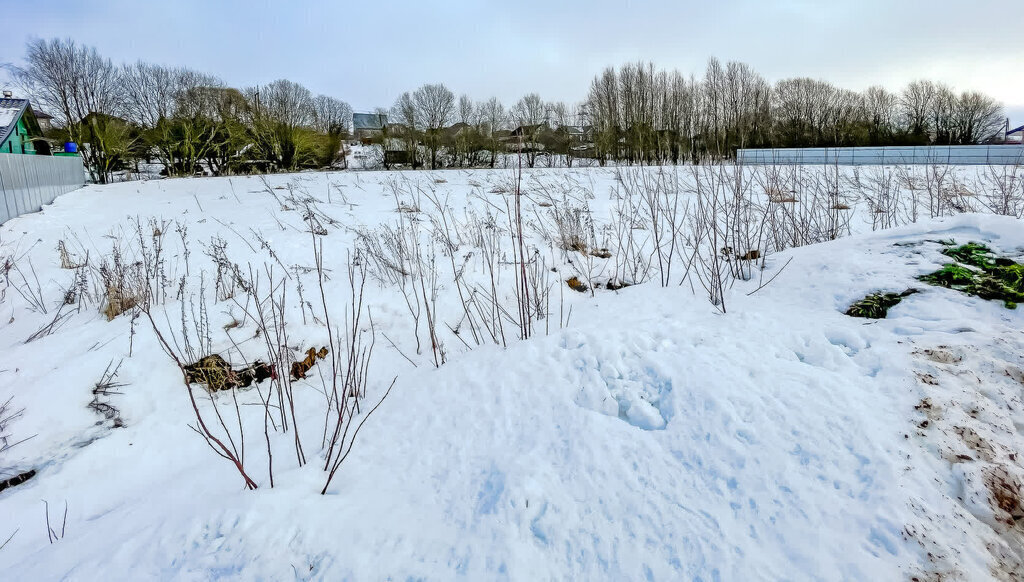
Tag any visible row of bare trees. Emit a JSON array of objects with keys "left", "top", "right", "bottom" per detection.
[
  {"left": 375, "top": 85, "right": 586, "bottom": 170},
  {"left": 586, "top": 60, "right": 1007, "bottom": 164},
  {"left": 5, "top": 38, "right": 1008, "bottom": 179},
  {"left": 370, "top": 61, "right": 1005, "bottom": 170},
  {"left": 7, "top": 38, "right": 353, "bottom": 182}
]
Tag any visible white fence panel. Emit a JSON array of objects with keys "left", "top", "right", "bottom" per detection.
[{"left": 0, "top": 153, "right": 85, "bottom": 224}]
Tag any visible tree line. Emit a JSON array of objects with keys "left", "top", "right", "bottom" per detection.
[
  {"left": 585, "top": 60, "right": 1006, "bottom": 164},
  {"left": 373, "top": 86, "right": 589, "bottom": 170},
  {"left": 5, "top": 38, "right": 1008, "bottom": 180},
  {"left": 8, "top": 38, "right": 352, "bottom": 183},
  {"left": 378, "top": 60, "right": 1005, "bottom": 169}
]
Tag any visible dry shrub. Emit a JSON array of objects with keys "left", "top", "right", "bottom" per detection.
[
  {"left": 102, "top": 285, "right": 138, "bottom": 321},
  {"left": 183, "top": 354, "right": 275, "bottom": 393},
  {"left": 57, "top": 240, "right": 86, "bottom": 269},
  {"left": 97, "top": 245, "right": 144, "bottom": 320},
  {"left": 290, "top": 346, "right": 328, "bottom": 380},
  {"left": 942, "top": 183, "right": 975, "bottom": 198},
  {"left": 566, "top": 276, "right": 588, "bottom": 293},
  {"left": 767, "top": 188, "right": 798, "bottom": 203},
  {"left": 550, "top": 203, "right": 596, "bottom": 255}
]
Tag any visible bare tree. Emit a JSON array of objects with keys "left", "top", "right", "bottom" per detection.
[
  {"left": 392, "top": 92, "right": 417, "bottom": 128},
  {"left": 928, "top": 83, "right": 956, "bottom": 144},
  {"left": 512, "top": 93, "right": 546, "bottom": 127},
  {"left": 587, "top": 67, "right": 621, "bottom": 163},
  {"left": 120, "top": 62, "right": 180, "bottom": 129},
  {"left": 863, "top": 85, "right": 897, "bottom": 143},
  {"left": 245, "top": 79, "right": 315, "bottom": 170},
  {"left": 257, "top": 79, "right": 314, "bottom": 128},
  {"left": 312, "top": 95, "right": 353, "bottom": 167},
  {"left": 452, "top": 94, "right": 476, "bottom": 166},
  {"left": 11, "top": 38, "right": 125, "bottom": 182},
  {"left": 391, "top": 91, "right": 419, "bottom": 167},
  {"left": 772, "top": 77, "right": 853, "bottom": 148},
  {"left": 457, "top": 94, "right": 474, "bottom": 125},
  {"left": 311, "top": 95, "right": 353, "bottom": 135},
  {"left": 121, "top": 64, "right": 229, "bottom": 176},
  {"left": 545, "top": 100, "right": 576, "bottom": 167},
  {"left": 952, "top": 91, "right": 1004, "bottom": 144},
  {"left": 900, "top": 80, "right": 937, "bottom": 140},
  {"left": 177, "top": 84, "right": 247, "bottom": 176},
  {"left": 412, "top": 83, "right": 455, "bottom": 169},
  {"left": 511, "top": 93, "right": 547, "bottom": 167},
  {"left": 476, "top": 97, "right": 506, "bottom": 167}
]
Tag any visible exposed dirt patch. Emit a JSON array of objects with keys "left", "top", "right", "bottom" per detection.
[
  {"left": 986, "top": 466, "right": 1024, "bottom": 527},
  {"left": 907, "top": 338, "right": 1024, "bottom": 580},
  {"left": 915, "top": 347, "right": 963, "bottom": 365},
  {"left": 956, "top": 426, "right": 996, "bottom": 462}
]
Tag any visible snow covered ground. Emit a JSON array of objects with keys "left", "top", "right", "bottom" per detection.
[{"left": 1, "top": 166, "right": 1022, "bottom": 580}]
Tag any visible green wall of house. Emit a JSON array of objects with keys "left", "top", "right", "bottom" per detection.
[{"left": 2, "top": 117, "right": 37, "bottom": 154}]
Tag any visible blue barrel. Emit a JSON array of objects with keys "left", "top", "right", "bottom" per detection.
[{"left": 64, "top": 142, "right": 78, "bottom": 153}]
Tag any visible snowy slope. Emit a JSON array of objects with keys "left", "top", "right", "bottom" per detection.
[{"left": 0, "top": 168, "right": 1022, "bottom": 580}]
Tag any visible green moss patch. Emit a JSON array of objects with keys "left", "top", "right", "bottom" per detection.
[
  {"left": 846, "top": 289, "right": 920, "bottom": 319},
  {"left": 918, "top": 242, "right": 1024, "bottom": 309}
]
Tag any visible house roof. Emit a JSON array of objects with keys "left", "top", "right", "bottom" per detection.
[
  {"left": 1008, "top": 124, "right": 1024, "bottom": 135},
  {"left": 0, "top": 98, "right": 29, "bottom": 146},
  {"left": 510, "top": 124, "right": 545, "bottom": 136},
  {"left": 560, "top": 125, "right": 591, "bottom": 135},
  {"left": 353, "top": 112, "right": 387, "bottom": 131},
  {"left": 445, "top": 122, "right": 472, "bottom": 135}
]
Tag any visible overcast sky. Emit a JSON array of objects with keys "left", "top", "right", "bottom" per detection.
[{"left": 2, "top": 0, "right": 1022, "bottom": 122}]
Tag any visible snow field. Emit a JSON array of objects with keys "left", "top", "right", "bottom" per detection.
[{"left": 0, "top": 165, "right": 1022, "bottom": 580}]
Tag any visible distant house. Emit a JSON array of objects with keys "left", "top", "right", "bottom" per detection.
[
  {"left": 561, "top": 125, "right": 584, "bottom": 137},
  {"left": 445, "top": 122, "right": 472, "bottom": 137},
  {"left": 0, "top": 93, "right": 49, "bottom": 155},
  {"left": 506, "top": 124, "right": 547, "bottom": 152},
  {"left": 385, "top": 122, "right": 411, "bottom": 137},
  {"left": 353, "top": 112, "right": 387, "bottom": 141},
  {"left": 560, "top": 125, "right": 595, "bottom": 152},
  {"left": 34, "top": 110, "right": 54, "bottom": 134},
  {"left": 509, "top": 124, "right": 545, "bottom": 139}
]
